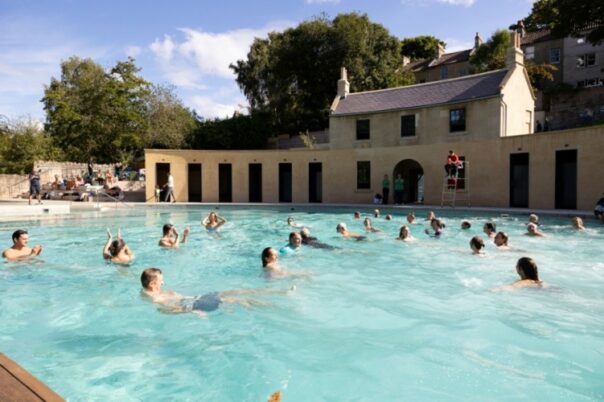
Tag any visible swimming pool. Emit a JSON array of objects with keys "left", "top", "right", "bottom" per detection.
[{"left": 1, "top": 207, "right": 603, "bottom": 401}]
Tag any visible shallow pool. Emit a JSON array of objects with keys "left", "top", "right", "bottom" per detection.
[{"left": 1, "top": 207, "right": 603, "bottom": 401}]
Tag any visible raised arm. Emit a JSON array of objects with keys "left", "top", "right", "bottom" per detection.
[
  {"left": 181, "top": 227, "right": 190, "bottom": 244},
  {"left": 103, "top": 229, "right": 113, "bottom": 259},
  {"left": 216, "top": 216, "right": 227, "bottom": 228}
]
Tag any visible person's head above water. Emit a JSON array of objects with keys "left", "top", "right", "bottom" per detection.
[
  {"left": 141, "top": 267, "right": 163, "bottom": 291},
  {"left": 336, "top": 223, "right": 347, "bottom": 233},
  {"left": 289, "top": 232, "right": 302, "bottom": 247},
  {"left": 261, "top": 247, "right": 278, "bottom": 267},
  {"left": 527, "top": 222, "right": 540, "bottom": 234},
  {"left": 572, "top": 216, "right": 584, "bottom": 229},
  {"left": 374, "top": 209, "right": 380, "bottom": 218},
  {"left": 431, "top": 218, "right": 445, "bottom": 231},
  {"left": 354, "top": 211, "right": 361, "bottom": 219},
  {"left": 109, "top": 238, "right": 126, "bottom": 256},
  {"left": 407, "top": 212, "right": 416, "bottom": 223},
  {"left": 363, "top": 218, "right": 372, "bottom": 227},
  {"left": 300, "top": 227, "right": 311, "bottom": 239},
  {"left": 494, "top": 231, "right": 509, "bottom": 247},
  {"left": 461, "top": 220, "right": 471, "bottom": 230},
  {"left": 516, "top": 257, "right": 539, "bottom": 281},
  {"left": 385, "top": 215, "right": 393, "bottom": 221},
  {"left": 529, "top": 214, "right": 539, "bottom": 224},
  {"left": 162, "top": 223, "right": 174, "bottom": 236},
  {"left": 470, "top": 236, "right": 485, "bottom": 253},
  {"left": 11, "top": 229, "right": 28, "bottom": 246},
  {"left": 399, "top": 225, "right": 410, "bottom": 239},
  {"left": 426, "top": 211, "right": 435, "bottom": 221},
  {"left": 483, "top": 222, "right": 496, "bottom": 234}
]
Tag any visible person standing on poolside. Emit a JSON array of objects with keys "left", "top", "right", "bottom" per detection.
[
  {"left": 159, "top": 224, "right": 190, "bottom": 248},
  {"left": 394, "top": 174, "right": 405, "bottom": 205},
  {"left": 2, "top": 229, "right": 43, "bottom": 261},
  {"left": 28, "top": 169, "right": 43, "bottom": 205},
  {"left": 382, "top": 174, "right": 390, "bottom": 205},
  {"left": 164, "top": 171, "right": 175, "bottom": 203}
]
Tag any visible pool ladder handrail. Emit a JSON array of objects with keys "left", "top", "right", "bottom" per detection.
[
  {"left": 441, "top": 161, "right": 471, "bottom": 208},
  {"left": 94, "top": 190, "right": 134, "bottom": 208}
]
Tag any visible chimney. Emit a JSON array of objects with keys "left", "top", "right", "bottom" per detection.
[
  {"left": 506, "top": 32, "right": 524, "bottom": 70},
  {"left": 474, "top": 32, "right": 483, "bottom": 49},
  {"left": 337, "top": 67, "right": 349, "bottom": 98},
  {"left": 437, "top": 43, "right": 445, "bottom": 59},
  {"left": 402, "top": 56, "right": 410, "bottom": 67},
  {"left": 517, "top": 20, "right": 526, "bottom": 38}
]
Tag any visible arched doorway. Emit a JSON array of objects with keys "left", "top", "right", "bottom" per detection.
[{"left": 393, "top": 159, "right": 424, "bottom": 204}]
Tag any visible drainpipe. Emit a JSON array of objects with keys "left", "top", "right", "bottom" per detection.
[{"left": 500, "top": 98, "right": 508, "bottom": 136}]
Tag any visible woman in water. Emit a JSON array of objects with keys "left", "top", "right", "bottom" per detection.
[
  {"left": 336, "top": 223, "right": 365, "bottom": 240},
  {"left": 406, "top": 212, "right": 416, "bottom": 224},
  {"left": 494, "top": 231, "right": 511, "bottom": 250},
  {"left": 287, "top": 217, "right": 302, "bottom": 228},
  {"left": 363, "top": 217, "right": 381, "bottom": 233},
  {"left": 396, "top": 225, "right": 415, "bottom": 242},
  {"left": 469, "top": 235, "right": 485, "bottom": 255},
  {"left": 510, "top": 257, "right": 543, "bottom": 288},
  {"left": 526, "top": 222, "right": 545, "bottom": 237},
  {"left": 280, "top": 232, "right": 302, "bottom": 255},
  {"left": 202, "top": 212, "right": 226, "bottom": 232},
  {"left": 483, "top": 222, "right": 496, "bottom": 239},
  {"left": 159, "top": 224, "right": 190, "bottom": 248},
  {"left": 572, "top": 216, "right": 585, "bottom": 230},
  {"left": 425, "top": 218, "right": 445, "bottom": 237},
  {"left": 426, "top": 211, "right": 436, "bottom": 221},
  {"left": 103, "top": 229, "right": 134, "bottom": 264}
]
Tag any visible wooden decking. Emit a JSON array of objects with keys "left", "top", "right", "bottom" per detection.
[{"left": 0, "top": 353, "right": 64, "bottom": 402}]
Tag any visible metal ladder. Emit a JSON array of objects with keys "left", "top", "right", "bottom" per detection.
[{"left": 441, "top": 161, "right": 470, "bottom": 207}]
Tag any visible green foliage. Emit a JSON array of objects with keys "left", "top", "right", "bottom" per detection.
[
  {"left": 400, "top": 35, "right": 446, "bottom": 60},
  {"left": 230, "top": 12, "right": 414, "bottom": 135},
  {"left": 187, "top": 111, "right": 275, "bottom": 150},
  {"left": 469, "top": 30, "right": 510, "bottom": 73},
  {"left": 298, "top": 130, "right": 316, "bottom": 149},
  {"left": 525, "top": 61, "right": 558, "bottom": 90},
  {"left": 0, "top": 117, "right": 64, "bottom": 174},
  {"left": 520, "top": 0, "right": 603, "bottom": 45},
  {"left": 42, "top": 57, "right": 151, "bottom": 164}
]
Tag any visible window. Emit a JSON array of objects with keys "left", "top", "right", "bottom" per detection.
[
  {"left": 577, "top": 53, "right": 596, "bottom": 68},
  {"left": 549, "top": 48, "right": 560, "bottom": 64},
  {"left": 577, "top": 77, "right": 604, "bottom": 88},
  {"left": 400, "top": 115, "right": 416, "bottom": 137},
  {"left": 449, "top": 108, "right": 466, "bottom": 132},
  {"left": 525, "top": 46, "right": 535, "bottom": 60},
  {"left": 440, "top": 66, "right": 448, "bottom": 79},
  {"left": 356, "top": 119, "right": 370, "bottom": 140},
  {"left": 357, "top": 161, "right": 371, "bottom": 189}
]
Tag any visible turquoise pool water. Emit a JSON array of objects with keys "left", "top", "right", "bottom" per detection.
[{"left": 1, "top": 207, "right": 603, "bottom": 401}]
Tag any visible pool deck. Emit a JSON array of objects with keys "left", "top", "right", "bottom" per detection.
[{"left": 0, "top": 353, "right": 64, "bottom": 402}]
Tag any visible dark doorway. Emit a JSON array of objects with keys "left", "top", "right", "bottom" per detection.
[
  {"left": 509, "top": 153, "right": 529, "bottom": 208},
  {"left": 309, "top": 163, "right": 322, "bottom": 203},
  {"left": 392, "top": 159, "right": 424, "bottom": 204},
  {"left": 279, "top": 163, "right": 293, "bottom": 203},
  {"left": 555, "top": 149, "right": 577, "bottom": 209},
  {"left": 156, "top": 163, "right": 170, "bottom": 201},
  {"left": 188, "top": 163, "right": 202, "bottom": 202},
  {"left": 249, "top": 163, "right": 262, "bottom": 202},
  {"left": 219, "top": 163, "right": 232, "bottom": 202}
]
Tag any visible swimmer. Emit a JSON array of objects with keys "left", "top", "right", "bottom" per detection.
[
  {"left": 354, "top": 211, "right": 361, "bottom": 219},
  {"left": 102, "top": 229, "right": 134, "bottom": 264},
  {"left": 363, "top": 217, "right": 382, "bottom": 233},
  {"left": 385, "top": 214, "right": 393, "bottom": 221},
  {"left": 158, "top": 224, "right": 190, "bottom": 248},
  {"left": 528, "top": 214, "right": 540, "bottom": 226},
  {"left": 203, "top": 212, "right": 226, "bottom": 232},
  {"left": 470, "top": 235, "right": 485, "bottom": 255},
  {"left": 261, "top": 247, "right": 309, "bottom": 279},
  {"left": 526, "top": 222, "right": 545, "bottom": 237},
  {"left": 300, "top": 228, "right": 336, "bottom": 250},
  {"left": 287, "top": 217, "right": 302, "bottom": 228},
  {"left": 572, "top": 216, "right": 585, "bottom": 230},
  {"left": 483, "top": 222, "right": 496, "bottom": 238},
  {"left": 396, "top": 225, "right": 415, "bottom": 242},
  {"left": 511, "top": 257, "right": 543, "bottom": 288},
  {"left": 374, "top": 209, "right": 380, "bottom": 218},
  {"left": 425, "top": 218, "right": 445, "bottom": 237},
  {"left": 426, "top": 211, "right": 436, "bottom": 221},
  {"left": 140, "top": 268, "right": 294, "bottom": 316},
  {"left": 2, "top": 229, "right": 43, "bottom": 261},
  {"left": 406, "top": 212, "right": 416, "bottom": 224},
  {"left": 494, "top": 231, "right": 510, "bottom": 250},
  {"left": 461, "top": 220, "right": 472, "bottom": 230},
  {"left": 336, "top": 223, "right": 365, "bottom": 240},
  {"left": 280, "top": 232, "right": 302, "bottom": 255}
]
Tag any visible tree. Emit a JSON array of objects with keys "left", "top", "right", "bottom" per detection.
[
  {"left": 400, "top": 35, "right": 446, "bottom": 60},
  {"left": 231, "top": 13, "right": 414, "bottom": 135},
  {"left": 469, "top": 30, "right": 510, "bottom": 73},
  {"left": 42, "top": 57, "right": 150, "bottom": 164},
  {"left": 519, "top": 0, "right": 603, "bottom": 45}
]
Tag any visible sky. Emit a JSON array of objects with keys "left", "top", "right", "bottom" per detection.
[{"left": 0, "top": 0, "right": 535, "bottom": 123}]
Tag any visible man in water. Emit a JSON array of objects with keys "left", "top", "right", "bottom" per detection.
[
  {"left": 299, "top": 228, "right": 336, "bottom": 250},
  {"left": 2, "top": 229, "right": 43, "bottom": 261},
  {"left": 140, "top": 268, "right": 293, "bottom": 316},
  {"left": 159, "top": 224, "right": 190, "bottom": 248}
]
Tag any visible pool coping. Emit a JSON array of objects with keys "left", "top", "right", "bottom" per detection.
[{"left": 0, "top": 353, "right": 65, "bottom": 402}]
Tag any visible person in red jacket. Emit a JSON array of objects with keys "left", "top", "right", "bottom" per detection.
[{"left": 444, "top": 150, "right": 462, "bottom": 177}]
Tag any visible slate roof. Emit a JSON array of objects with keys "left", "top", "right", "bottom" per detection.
[
  {"left": 409, "top": 49, "right": 473, "bottom": 72},
  {"left": 520, "top": 30, "right": 556, "bottom": 46},
  {"left": 331, "top": 69, "right": 508, "bottom": 116}
]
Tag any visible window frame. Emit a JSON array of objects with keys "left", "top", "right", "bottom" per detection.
[
  {"left": 400, "top": 114, "right": 416, "bottom": 138},
  {"left": 524, "top": 46, "right": 535, "bottom": 60},
  {"left": 549, "top": 48, "right": 560, "bottom": 64},
  {"left": 577, "top": 53, "right": 596, "bottom": 68},
  {"left": 356, "top": 161, "right": 371, "bottom": 190},
  {"left": 356, "top": 119, "right": 370, "bottom": 141},
  {"left": 449, "top": 108, "right": 466, "bottom": 133}
]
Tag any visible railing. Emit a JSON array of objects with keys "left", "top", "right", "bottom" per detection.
[{"left": 93, "top": 190, "right": 133, "bottom": 208}]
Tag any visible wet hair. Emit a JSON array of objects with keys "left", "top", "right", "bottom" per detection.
[
  {"left": 108, "top": 239, "right": 126, "bottom": 256},
  {"left": 529, "top": 214, "right": 539, "bottom": 222},
  {"left": 516, "top": 257, "right": 539, "bottom": 281},
  {"left": 495, "top": 231, "right": 508, "bottom": 245},
  {"left": 431, "top": 219, "right": 445, "bottom": 229},
  {"left": 461, "top": 220, "right": 471, "bottom": 229},
  {"left": 336, "top": 223, "right": 347, "bottom": 232},
  {"left": 289, "top": 232, "right": 300, "bottom": 242},
  {"left": 470, "top": 236, "right": 485, "bottom": 250},
  {"left": 399, "top": 225, "right": 409, "bottom": 238},
  {"left": 141, "top": 267, "right": 162, "bottom": 290},
  {"left": 261, "top": 247, "right": 276, "bottom": 267},
  {"left": 354, "top": 211, "right": 361, "bottom": 218},
  {"left": 12, "top": 229, "right": 28, "bottom": 243},
  {"left": 364, "top": 217, "right": 371, "bottom": 226},
  {"left": 527, "top": 222, "right": 538, "bottom": 232},
  {"left": 287, "top": 217, "right": 294, "bottom": 223},
  {"left": 374, "top": 209, "right": 380, "bottom": 217},
  {"left": 484, "top": 222, "right": 496, "bottom": 233},
  {"left": 300, "top": 228, "right": 310, "bottom": 239},
  {"left": 162, "top": 223, "right": 173, "bottom": 236},
  {"left": 385, "top": 215, "right": 392, "bottom": 221}
]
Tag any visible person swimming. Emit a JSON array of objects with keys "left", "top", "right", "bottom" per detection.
[
  {"left": 511, "top": 257, "right": 543, "bottom": 288},
  {"left": 483, "top": 222, "right": 496, "bottom": 238},
  {"left": 426, "top": 211, "right": 436, "bottom": 221},
  {"left": 300, "top": 228, "right": 336, "bottom": 250},
  {"left": 461, "top": 220, "right": 472, "bottom": 230},
  {"left": 261, "top": 247, "right": 309, "bottom": 279},
  {"left": 572, "top": 216, "right": 585, "bottom": 230},
  {"left": 425, "top": 218, "right": 445, "bottom": 237},
  {"left": 470, "top": 235, "right": 485, "bottom": 255},
  {"left": 103, "top": 228, "right": 134, "bottom": 264},
  {"left": 140, "top": 268, "right": 293, "bottom": 316},
  {"left": 528, "top": 214, "right": 540, "bottom": 226},
  {"left": 494, "top": 231, "right": 510, "bottom": 250},
  {"left": 526, "top": 222, "right": 545, "bottom": 237},
  {"left": 287, "top": 217, "right": 303, "bottom": 228},
  {"left": 354, "top": 211, "right": 361, "bottom": 219},
  {"left": 202, "top": 212, "right": 226, "bottom": 232},
  {"left": 385, "top": 214, "right": 393, "bottom": 221},
  {"left": 2, "top": 229, "right": 43, "bottom": 261},
  {"left": 363, "top": 217, "right": 381, "bottom": 233},
  {"left": 336, "top": 223, "right": 365, "bottom": 240},
  {"left": 396, "top": 225, "right": 415, "bottom": 242},
  {"left": 158, "top": 224, "right": 190, "bottom": 248},
  {"left": 374, "top": 209, "right": 380, "bottom": 218},
  {"left": 280, "top": 232, "right": 302, "bottom": 255},
  {"left": 406, "top": 212, "right": 416, "bottom": 224}
]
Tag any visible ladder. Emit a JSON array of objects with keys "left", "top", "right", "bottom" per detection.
[{"left": 441, "top": 161, "right": 470, "bottom": 207}]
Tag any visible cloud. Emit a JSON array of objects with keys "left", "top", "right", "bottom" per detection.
[
  {"left": 436, "top": 0, "right": 475, "bottom": 6},
  {"left": 305, "top": 0, "right": 341, "bottom": 4},
  {"left": 189, "top": 95, "right": 246, "bottom": 120}
]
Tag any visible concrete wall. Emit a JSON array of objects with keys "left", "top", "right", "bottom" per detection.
[
  {"left": 145, "top": 125, "right": 604, "bottom": 211},
  {"left": 329, "top": 97, "right": 503, "bottom": 150}
]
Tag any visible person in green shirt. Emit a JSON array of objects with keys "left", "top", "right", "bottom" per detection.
[
  {"left": 394, "top": 174, "right": 405, "bottom": 204},
  {"left": 382, "top": 174, "right": 390, "bottom": 204}
]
